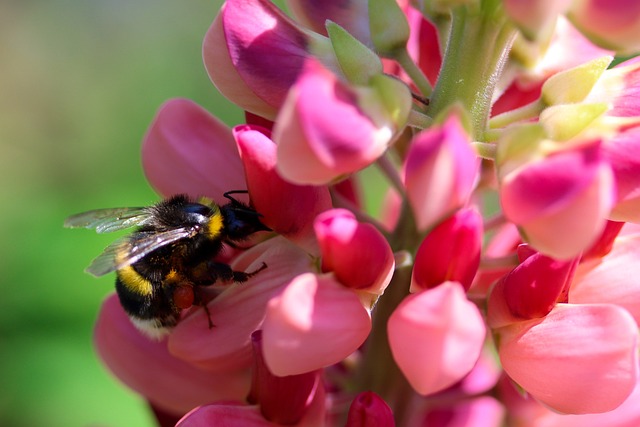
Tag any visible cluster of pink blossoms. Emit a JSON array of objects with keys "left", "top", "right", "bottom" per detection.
[{"left": 94, "top": 0, "right": 640, "bottom": 426}]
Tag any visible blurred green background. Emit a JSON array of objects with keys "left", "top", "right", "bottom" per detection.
[{"left": 0, "top": 0, "right": 243, "bottom": 425}]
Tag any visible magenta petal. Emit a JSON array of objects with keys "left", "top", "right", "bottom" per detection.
[
  {"left": 345, "top": 391, "right": 395, "bottom": 427},
  {"left": 262, "top": 273, "right": 372, "bottom": 376},
  {"left": 605, "top": 126, "right": 640, "bottom": 222},
  {"left": 141, "top": 98, "right": 246, "bottom": 200},
  {"left": 234, "top": 124, "right": 332, "bottom": 253},
  {"left": 94, "top": 294, "right": 249, "bottom": 415},
  {"left": 388, "top": 282, "right": 486, "bottom": 395},
  {"left": 498, "top": 304, "right": 639, "bottom": 414},
  {"left": 177, "top": 403, "right": 273, "bottom": 427},
  {"left": 168, "top": 237, "right": 313, "bottom": 370},
  {"left": 411, "top": 208, "right": 483, "bottom": 291}
]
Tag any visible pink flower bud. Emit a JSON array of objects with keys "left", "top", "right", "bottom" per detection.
[
  {"left": 262, "top": 273, "right": 372, "bottom": 376},
  {"left": 142, "top": 98, "right": 246, "bottom": 200},
  {"left": 249, "top": 330, "right": 320, "bottom": 424},
  {"left": 314, "top": 209, "right": 394, "bottom": 293},
  {"left": 411, "top": 208, "right": 483, "bottom": 292},
  {"left": 497, "top": 304, "right": 638, "bottom": 414},
  {"left": 233, "top": 124, "right": 332, "bottom": 254},
  {"left": 403, "top": 116, "right": 480, "bottom": 231},
  {"left": 274, "top": 60, "right": 410, "bottom": 185},
  {"left": 567, "top": 0, "right": 640, "bottom": 54},
  {"left": 489, "top": 251, "right": 577, "bottom": 326},
  {"left": 345, "top": 391, "right": 395, "bottom": 427},
  {"left": 499, "top": 140, "right": 616, "bottom": 259},
  {"left": 388, "top": 282, "right": 486, "bottom": 395},
  {"left": 203, "top": 0, "right": 335, "bottom": 120}
]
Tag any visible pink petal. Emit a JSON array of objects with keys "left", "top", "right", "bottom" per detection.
[
  {"left": 168, "top": 237, "right": 313, "bottom": 370},
  {"left": 572, "top": 233, "right": 640, "bottom": 323},
  {"left": 94, "top": 294, "right": 249, "bottom": 415},
  {"left": 500, "top": 141, "right": 616, "bottom": 259},
  {"left": 203, "top": 0, "right": 318, "bottom": 119},
  {"left": 403, "top": 116, "right": 479, "bottom": 231},
  {"left": 141, "top": 98, "right": 246, "bottom": 201},
  {"left": 423, "top": 397, "right": 505, "bottom": 427},
  {"left": 504, "top": 0, "right": 572, "bottom": 38},
  {"left": 234, "top": 125, "right": 332, "bottom": 253},
  {"left": 388, "top": 282, "right": 486, "bottom": 395},
  {"left": 262, "top": 273, "right": 372, "bottom": 376},
  {"left": 498, "top": 303, "right": 639, "bottom": 414},
  {"left": 314, "top": 208, "right": 394, "bottom": 293},
  {"left": 274, "top": 60, "right": 392, "bottom": 185},
  {"left": 604, "top": 126, "right": 640, "bottom": 222}
]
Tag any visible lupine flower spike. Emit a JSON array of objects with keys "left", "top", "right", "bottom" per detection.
[{"left": 79, "top": 0, "right": 640, "bottom": 426}]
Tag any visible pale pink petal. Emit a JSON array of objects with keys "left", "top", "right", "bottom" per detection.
[
  {"left": 262, "top": 273, "right": 372, "bottom": 376},
  {"left": 94, "top": 294, "right": 249, "bottom": 415},
  {"left": 388, "top": 282, "right": 486, "bottom": 395},
  {"left": 234, "top": 124, "right": 332, "bottom": 253},
  {"left": 498, "top": 303, "right": 638, "bottom": 414},
  {"left": 504, "top": 0, "right": 571, "bottom": 39},
  {"left": 168, "top": 237, "right": 313, "bottom": 370},
  {"left": 141, "top": 98, "right": 245, "bottom": 201},
  {"left": 572, "top": 234, "right": 640, "bottom": 323}
]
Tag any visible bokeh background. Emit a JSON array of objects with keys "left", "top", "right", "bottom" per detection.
[{"left": 0, "top": 0, "right": 242, "bottom": 425}]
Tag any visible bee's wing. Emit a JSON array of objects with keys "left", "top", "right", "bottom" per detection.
[
  {"left": 85, "top": 228, "right": 196, "bottom": 277},
  {"left": 64, "top": 207, "right": 151, "bottom": 233}
]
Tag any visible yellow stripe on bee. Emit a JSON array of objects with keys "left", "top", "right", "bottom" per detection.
[
  {"left": 207, "top": 209, "right": 224, "bottom": 239},
  {"left": 118, "top": 265, "right": 154, "bottom": 296}
]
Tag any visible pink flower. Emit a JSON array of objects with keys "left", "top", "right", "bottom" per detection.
[
  {"left": 203, "top": 0, "right": 335, "bottom": 120},
  {"left": 504, "top": 0, "right": 572, "bottom": 39},
  {"left": 403, "top": 116, "right": 480, "bottom": 231},
  {"left": 273, "top": 59, "right": 410, "bottom": 185},
  {"left": 388, "top": 282, "right": 486, "bottom": 395},
  {"left": 499, "top": 140, "right": 616, "bottom": 259}
]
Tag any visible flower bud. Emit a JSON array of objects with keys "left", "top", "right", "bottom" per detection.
[
  {"left": 314, "top": 209, "right": 394, "bottom": 295},
  {"left": 369, "top": 0, "right": 410, "bottom": 57},
  {"left": 345, "top": 392, "right": 395, "bottom": 427},
  {"left": 411, "top": 208, "right": 482, "bottom": 292},
  {"left": 403, "top": 116, "right": 479, "bottom": 231}
]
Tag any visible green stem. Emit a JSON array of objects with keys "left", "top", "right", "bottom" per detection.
[
  {"left": 427, "top": 4, "right": 517, "bottom": 140},
  {"left": 489, "top": 99, "right": 544, "bottom": 129},
  {"left": 395, "top": 47, "right": 433, "bottom": 97},
  {"left": 407, "top": 109, "right": 433, "bottom": 129}
]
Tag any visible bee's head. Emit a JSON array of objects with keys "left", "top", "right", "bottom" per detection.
[{"left": 220, "top": 203, "right": 270, "bottom": 241}]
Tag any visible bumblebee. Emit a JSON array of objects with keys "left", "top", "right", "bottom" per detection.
[{"left": 64, "top": 191, "right": 269, "bottom": 339}]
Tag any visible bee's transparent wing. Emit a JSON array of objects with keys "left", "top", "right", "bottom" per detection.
[
  {"left": 64, "top": 207, "right": 151, "bottom": 233},
  {"left": 85, "top": 228, "right": 196, "bottom": 277}
]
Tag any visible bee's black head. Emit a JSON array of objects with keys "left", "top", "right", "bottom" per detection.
[
  {"left": 150, "top": 195, "right": 214, "bottom": 230},
  {"left": 220, "top": 203, "right": 270, "bottom": 241}
]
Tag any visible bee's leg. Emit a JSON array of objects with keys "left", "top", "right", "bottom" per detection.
[{"left": 198, "top": 261, "right": 268, "bottom": 284}]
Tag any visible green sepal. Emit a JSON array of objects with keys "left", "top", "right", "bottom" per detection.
[{"left": 326, "top": 21, "right": 383, "bottom": 85}]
